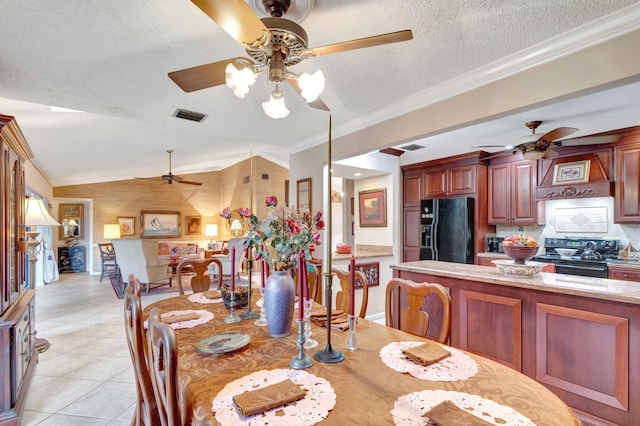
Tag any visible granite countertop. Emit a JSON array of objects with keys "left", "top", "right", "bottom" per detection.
[
  {"left": 332, "top": 244, "right": 394, "bottom": 261},
  {"left": 392, "top": 260, "right": 640, "bottom": 306}
]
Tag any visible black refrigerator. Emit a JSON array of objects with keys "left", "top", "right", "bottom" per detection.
[{"left": 420, "top": 197, "right": 474, "bottom": 264}]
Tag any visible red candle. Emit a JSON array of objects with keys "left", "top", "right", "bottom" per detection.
[
  {"left": 350, "top": 255, "right": 356, "bottom": 316},
  {"left": 260, "top": 259, "right": 265, "bottom": 289},
  {"left": 301, "top": 253, "right": 309, "bottom": 301},
  {"left": 230, "top": 246, "right": 236, "bottom": 292},
  {"left": 297, "top": 254, "right": 304, "bottom": 320}
]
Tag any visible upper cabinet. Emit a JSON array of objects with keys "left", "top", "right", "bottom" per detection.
[
  {"left": 488, "top": 157, "right": 538, "bottom": 224},
  {"left": 615, "top": 134, "right": 640, "bottom": 222},
  {"left": 423, "top": 164, "right": 476, "bottom": 198}
]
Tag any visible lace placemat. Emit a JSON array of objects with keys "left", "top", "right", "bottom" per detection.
[
  {"left": 212, "top": 368, "right": 336, "bottom": 425},
  {"left": 188, "top": 292, "right": 223, "bottom": 304},
  {"left": 391, "top": 389, "right": 536, "bottom": 425},
  {"left": 380, "top": 341, "right": 478, "bottom": 381},
  {"left": 144, "top": 310, "right": 214, "bottom": 330}
]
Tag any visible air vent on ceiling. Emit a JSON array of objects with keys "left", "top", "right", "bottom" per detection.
[
  {"left": 399, "top": 143, "right": 425, "bottom": 151},
  {"left": 173, "top": 108, "right": 208, "bottom": 123}
]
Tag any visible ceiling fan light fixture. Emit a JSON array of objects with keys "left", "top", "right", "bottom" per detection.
[
  {"left": 298, "top": 69, "right": 325, "bottom": 102},
  {"left": 522, "top": 149, "right": 545, "bottom": 160},
  {"left": 262, "top": 88, "right": 290, "bottom": 119},
  {"left": 517, "top": 133, "right": 540, "bottom": 145},
  {"left": 225, "top": 62, "right": 257, "bottom": 98}
]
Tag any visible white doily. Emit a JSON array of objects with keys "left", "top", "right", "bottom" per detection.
[
  {"left": 144, "top": 310, "right": 214, "bottom": 330},
  {"left": 380, "top": 341, "right": 478, "bottom": 381},
  {"left": 391, "top": 390, "right": 536, "bottom": 425},
  {"left": 212, "top": 368, "right": 336, "bottom": 425},
  {"left": 188, "top": 292, "right": 223, "bottom": 304}
]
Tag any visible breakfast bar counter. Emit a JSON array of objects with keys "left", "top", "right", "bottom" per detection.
[{"left": 391, "top": 260, "right": 640, "bottom": 426}]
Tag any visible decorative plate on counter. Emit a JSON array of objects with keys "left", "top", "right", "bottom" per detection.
[{"left": 492, "top": 260, "right": 544, "bottom": 277}]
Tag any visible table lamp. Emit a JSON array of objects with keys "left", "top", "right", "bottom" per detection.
[
  {"left": 230, "top": 219, "right": 244, "bottom": 237},
  {"left": 104, "top": 223, "right": 121, "bottom": 240},
  {"left": 205, "top": 224, "right": 218, "bottom": 249},
  {"left": 25, "top": 195, "right": 61, "bottom": 288}
]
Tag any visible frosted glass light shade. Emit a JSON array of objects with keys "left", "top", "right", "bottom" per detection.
[
  {"left": 298, "top": 70, "right": 325, "bottom": 102},
  {"left": 25, "top": 196, "right": 60, "bottom": 226},
  {"left": 225, "top": 62, "right": 257, "bottom": 99},
  {"left": 104, "top": 224, "right": 121, "bottom": 239},
  {"left": 262, "top": 90, "right": 290, "bottom": 119}
]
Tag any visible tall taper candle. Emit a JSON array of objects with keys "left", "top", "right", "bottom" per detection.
[
  {"left": 298, "top": 254, "right": 304, "bottom": 320},
  {"left": 260, "top": 259, "right": 265, "bottom": 289},
  {"left": 350, "top": 255, "right": 355, "bottom": 315},
  {"left": 302, "top": 253, "right": 309, "bottom": 301},
  {"left": 230, "top": 245, "right": 236, "bottom": 292}
]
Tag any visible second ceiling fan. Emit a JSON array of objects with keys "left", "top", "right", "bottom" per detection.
[{"left": 168, "top": 0, "right": 413, "bottom": 118}]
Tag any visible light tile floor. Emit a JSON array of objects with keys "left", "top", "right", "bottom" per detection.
[{"left": 21, "top": 272, "right": 173, "bottom": 425}]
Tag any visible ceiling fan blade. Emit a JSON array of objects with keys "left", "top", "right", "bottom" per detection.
[
  {"left": 473, "top": 145, "right": 515, "bottom": 148},
  {"left": 168, "top": 57, "right": 250, "bottom": 92},
  {"left": 538, "top": 127, "right": 578, "bottom": 142},
  {"left": 135, "top": 177, "right": 164, "bottom": 181},
  {"left": 301, "top": 30, "right": 413, "bottom": 57},
  {"left": 559, "top": 134, "right": 622, "bottom": 146},
  {"left": 176, "top": 180, "right": 204, "bottom": 186},
  {"left": 191, "top": 0, "right": 267, "bottom": 46},
  {"left": 286, "top": 77, "right": 330, "bottom": 111}
]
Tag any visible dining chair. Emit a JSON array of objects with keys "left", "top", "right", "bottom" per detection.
[
  {"left": 97, "top": 242, "right": 117, "bottom": 282},
  {"left": 112, "top": 239, "right": 171, "bottom": 293},
  {"left": 147, "top": 307, "right": 182, "bottom": 426},
  {"left": 176, "top": 258, "right": 223, "bottom": 295},
  {"left": 208, "top": 237, "right": 246, "bottom": 278},
  {"left": 331, "top": 268, "right": 369, "bottom": 318},
  {"left": 385, "top": 278, "right": 451, "bottom": 344},
  {"left": 124, "top": 276, "right": 160, "bottom": 426}
]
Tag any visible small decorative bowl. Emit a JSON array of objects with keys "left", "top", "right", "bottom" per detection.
[
  {"left": 492, "top": 260, "right": 544, "bottom": 277},
  {"left": 555, "top": 248, "right": 578, "bottom": 258},
  {"left": 502, "top": 245, "right": 539, "bottom": 264}
]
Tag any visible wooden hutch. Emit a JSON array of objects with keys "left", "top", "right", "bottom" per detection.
[{"left": 0, "top": 114, "right": 37, "bottom": 425}]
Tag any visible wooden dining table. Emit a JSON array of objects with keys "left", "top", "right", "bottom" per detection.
[{"left": 145, "top": 292, "right": 580, "bottom": 426}]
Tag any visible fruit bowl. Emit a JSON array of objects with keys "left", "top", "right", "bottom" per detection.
[
  {"left": 492, "top": 260, "right": 544, "bottom": 277},
  {"left": 502, "top": 245, "right": 540, "bottom": 264}
]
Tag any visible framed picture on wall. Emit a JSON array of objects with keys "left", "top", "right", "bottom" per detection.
[
  {"left": 185, "top": 216, "right": 201, "bottom": 235},
  {"left": 358, "top": 188, "right": 387, "bottom": 227},
  {"left": 141, "top": 210, "right": 181, "bottom": 238},
  {"left": 59, "top": 203, "right": 83, "bottom": 240},
  {"left": 116, "top": 216, "right": 135, "bottom": 236},
  {"left": 552, "top": 160, "right": 591, "bottom": 185}
]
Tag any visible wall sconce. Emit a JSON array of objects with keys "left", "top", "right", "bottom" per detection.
[
  {"left": 229, "top": 219, "right": 244, "bottom": 237},
  {"left": 205, "top": 224, "right": 218, "bottom": 249}
]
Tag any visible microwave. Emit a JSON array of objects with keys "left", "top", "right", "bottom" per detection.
[{"left": 486, "top": 237, "right": 504, "bottom": 253}]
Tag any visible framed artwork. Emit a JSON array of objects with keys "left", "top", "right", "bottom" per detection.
[
  {"left": 358, "top": 188, "right": 387, "bottom": 227},
  {"left": 59, "top": 203, "right": 84, "bottom": 240},
  {"left": 141, "top": 210, "right": 181, "bottom": 238},
  {"left": 352, "top": 262, "right": 380, "bottom": 288},
  {"left": 116, "top": 216, "right": 135, "bottom": 236},
  {"left": 186, "top": 216, "right": 201, "bottom": 235},
  {"left": 296, "top": 178, "right": 311, "bottom": 211},
  {"left": 552, "top": 160, "right": 591, "bottom": 185}
]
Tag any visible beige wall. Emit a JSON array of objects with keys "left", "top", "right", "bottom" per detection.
[{"left": 53, "top": 156, "right": 288, "bottom": 273}]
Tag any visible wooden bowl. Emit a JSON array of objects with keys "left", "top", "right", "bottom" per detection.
[{"left": 502, "top": 245, "right": 539, "bottom": 264}]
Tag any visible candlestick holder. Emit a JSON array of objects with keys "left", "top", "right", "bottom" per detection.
[
  {"left": 314, "top": 272, "right": 345, "bottom": 363},
  {"left": 224, "top": 292, "right": 241, "bottom": 324},
  {"left": 303, "top": 298, "right": 318, "bottom": 349},
  {"left": 240, "top": 258, "right": 259, "bottom": 320},
  {"left": 347, "top": 314, "right": 358, "bottom": 351},
  {"left": 290, "top": 319, "right": 313, "bottom": 369},
  {"left": 254, "top": 287, "right": 267, "bottom": 326}
]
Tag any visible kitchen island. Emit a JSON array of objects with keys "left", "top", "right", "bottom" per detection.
[{"left": 391, "top": 260, "right": 639, "bottom": 426}]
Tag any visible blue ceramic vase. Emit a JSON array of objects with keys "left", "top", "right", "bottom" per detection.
[{"left": 264, "top": 270, "right": 295, "bottom": 338}]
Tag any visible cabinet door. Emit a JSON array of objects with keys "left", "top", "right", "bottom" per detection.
[
  {"left": 488, "top": 163, "right": 511, "bottom": 224},
  {"left": 403, "top": 173, "right": 421, "bottom": 206},
  {"left": 615, "top": 144, "right": 640, "bottom": 222},
  {"left": 423, "top": 170, "right": 447, "bottom": 197},
  {"left": 609, "top": 266, "right": 640, "bottom": 281},
  {"left": 403, "top": 207, "right": 420, "bottom": 262},
  {"left": 448, "top": 165, "right": 476, "bottom": 195},
  {"left": 511, "top": 161, "right": 537, "bottom": 224}
]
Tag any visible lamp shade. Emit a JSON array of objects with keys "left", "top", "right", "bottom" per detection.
[
  {"left": 262, "top": 89, "right": 290, "bottom": 119},
  {"left": 25, "top": 196, "right": 61, "bottom": 227},
  {"left": 104, "top": 223, "right": 121, "bottom": 239},
  {"left": 205, "top": 224, "right": 218, "bottom": 237}
]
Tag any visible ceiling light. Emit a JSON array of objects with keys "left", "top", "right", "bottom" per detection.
[
  {"left": 522, "top": 149, "right": 545, "bottom": 160},
  {"left": 262, "top": 88, "right": 290, "bottom": 119},
  {"left": 354, "top": 172, "right": 362, "bottom": 177},
  {"left": 225, "top": 61, "right": 257, "bottom": 99},
  {"left": 298, "top": 70, "right": 325, "bottom": 102}
]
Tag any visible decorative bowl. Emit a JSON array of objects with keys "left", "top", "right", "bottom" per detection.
[
  {"left": 555, "top": 248, "right": 578, "bottom": 258},
  {"left": 492, "top": 260, "right": 544, "bottom": 277},
  {"left": 502, "top": 245, "right": 539, "bottom": 264},
  {"left": 336, "top": 243, "right": 352, "bottom": 254}
]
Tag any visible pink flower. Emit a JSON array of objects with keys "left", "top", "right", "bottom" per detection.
[
  {"left": 315, "top": 220, "right": 325, "bottom": 231},
  {"left": 312, "top": 232, "right": 321, "bottom": 244},
  {"left": 313, "top": 211, "right": 323, "bottom": 222},
  {"left": 237, "top": 208, "right": 252, "bottom": 218},
  {"left": 286, "top": 218, "right": 301, "bottom": 234},
  {"left": 220, "top": 207, "right": 231, "bottom": 219},
  {"left": 265, "top": 195, "right": 278, "bottom": 207}
]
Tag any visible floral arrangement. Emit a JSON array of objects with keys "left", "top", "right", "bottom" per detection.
[
  {"left": 245, "top": 195, "right": 325, "bottom": 271},
  {"left": 502, "top": 235, "right": 538, "bottom": 247}
]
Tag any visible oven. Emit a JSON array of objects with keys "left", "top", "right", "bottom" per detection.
[
  {"left": 533, "top": 257, "right": 609, "bottom": 278},
  {"left": 532, "top": 237, "right": 619, "bottom": 278}
]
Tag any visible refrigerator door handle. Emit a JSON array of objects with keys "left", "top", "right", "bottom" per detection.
[{"left": 433, "top": 202, "right": 439, "bottom": 260}]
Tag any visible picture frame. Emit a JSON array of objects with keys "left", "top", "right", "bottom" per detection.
[
  {"left": 59, "top": 203, "right": 84, "bottom": 240},
  {"left": 552, "top": 160, "right": 591, "bottom": 185},
  {"left": 296, "top": 178, "right": 311, "bottom": 211},
  {"left": 141, "top": 210, "right": 181, "bottom": 238},
  {"left": 358, "top": 188, "right": 387, "bottom": 227},
  {"left": 185, "top": 215, "right": 201, "bottom": 235},
  {"left": 116, "top": 216, "right": 135, "bottom": 236},
  {"left": 353, "top": 262, "right": 380, "bottom": 288}
]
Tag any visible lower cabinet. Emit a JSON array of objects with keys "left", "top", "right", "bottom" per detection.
[
  {"left": 0, "top": 290, "right": 38, "bottom": 425},
  {"left": 58, "top": 246, "right": 86, "bottom": 273},
  {"left": 608, "top": 264, "right": 640, "bottom": 281}
]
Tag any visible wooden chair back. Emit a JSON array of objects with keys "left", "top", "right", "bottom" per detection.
[
  {"left": 331, "top": 268, "right": 369, "bottom": 318},
  {"left": 307, "top": 262, "right": 321, "bottom": 301},
  {"left": 385, "top": 278, "right": 451, "bottom": 344},
  {"left": 124, "top": 276, "right": 159, "bottom": 426},
  {"left": 147, "top": 308, "right": 181, "bottom": 426},
  {"left": 176, "top": 258, "right": 223, "bottom": 295}
]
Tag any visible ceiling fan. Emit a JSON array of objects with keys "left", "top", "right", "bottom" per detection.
[
  {"left": 478, "top": 121, "right": 622, "bottom": 160},
  {"left": 168, "top": 0, "right": 413, "bottom": 118},
  {"left": 135, "top": 150, "right": 203, "bottom": 186}
]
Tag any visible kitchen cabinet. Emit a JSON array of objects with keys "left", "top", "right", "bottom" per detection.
[
  {"left": 608, "top": 263, "right": 640, "bottom": 281},
  {"left": 488, "top": 158, "right": 539, "bottom": 224},
  {"left": 0, "top": 114, "right": 37, "bottom": 426},
  {"left": 615, "top": 140, "right": 640, "bottom": 222},
  {"left": 58, "top": 246, "right": 86, "bottom": 273},
  {"left": 423, "top": 164, "right": 476, "bottom": 198}
]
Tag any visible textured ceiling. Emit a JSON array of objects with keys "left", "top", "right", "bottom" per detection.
[{"left": 0, "top": 0, "right": 639, "bottom": 186}]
